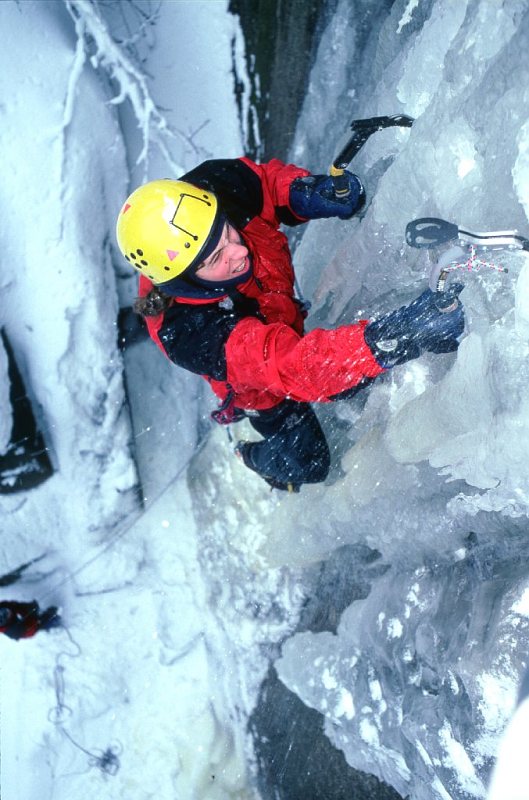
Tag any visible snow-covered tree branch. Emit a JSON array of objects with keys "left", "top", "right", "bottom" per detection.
[{"left": 63, "top": 0, "right": 207, "bottom": 173}]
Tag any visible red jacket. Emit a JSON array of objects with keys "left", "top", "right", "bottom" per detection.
[
  {"left": 0, "top": 600, "right": 40, "bottom": 639},
  {"left": 139, "top": 157, "right": 384, "bottom": 410}
]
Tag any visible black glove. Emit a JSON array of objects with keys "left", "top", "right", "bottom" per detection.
[
  {"left": 289, "top": 172, "right": 365, "bottom": 220},
  {"left": 364, "top": 284, "right": 465, "bottom": 368}
]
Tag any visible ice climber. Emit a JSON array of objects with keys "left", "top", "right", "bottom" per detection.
[
  {"left": 116, "top": 157, "right": 464, "bottom": 492},
  {"left": 0, "top": 600, "right": 61, "bottom": 640}
]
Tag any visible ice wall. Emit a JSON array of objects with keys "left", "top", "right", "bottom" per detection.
[{"left": 268, "top": 1, "right": 529, "bottom": 798}]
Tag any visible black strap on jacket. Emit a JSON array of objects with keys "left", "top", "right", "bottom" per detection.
[{"left": 158, "top": 291, "right": 262, "bottom": 381}]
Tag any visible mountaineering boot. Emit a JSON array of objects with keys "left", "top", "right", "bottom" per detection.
[{"left": 235, "top": 442, "right": 300, "bottom": 493}]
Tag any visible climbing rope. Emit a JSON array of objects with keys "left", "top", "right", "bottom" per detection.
[{"left": 47, "top": 627, "right": 122, "bottom": 777}]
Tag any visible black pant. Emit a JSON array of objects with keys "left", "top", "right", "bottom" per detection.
[{"left": 244, "top": 400, "right": 330, "bottom": 486}]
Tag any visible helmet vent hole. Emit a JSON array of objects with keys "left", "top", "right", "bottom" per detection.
[
  {"left": 140, "top": 260, "right": 148, "bottom": 266},
  {"left": 130, "top": 253, "right": 137, "bottom": 260},
  {"left": 164, "top": 266, "right": 170, "bottom": 271},
  {"left": 137, "top": 249, "right": 144, "bottom": 256},
  {"left": 185, "top": 242, "right": 190, "bottom": 248},
  {"left": 125, "top": 256, "right": 131, "bottom": 262}
]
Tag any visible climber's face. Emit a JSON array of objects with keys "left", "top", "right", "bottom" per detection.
[{"left": 194, "top": 223, "right": 250, "bottom": 283}]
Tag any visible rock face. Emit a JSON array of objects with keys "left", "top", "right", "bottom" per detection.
[
  {"left": 250, "top": 664, "right": 404, "bottom": 800},
  {"left": 0, "top": 330, "right": 53, "bottom": 494},
  {"left": 228, "top": 0, "right": 339, "bottom": 161}
]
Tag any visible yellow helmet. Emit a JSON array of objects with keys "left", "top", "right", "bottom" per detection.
[{"left": 116, "top": 179, "right": 220, "bottom": 284}]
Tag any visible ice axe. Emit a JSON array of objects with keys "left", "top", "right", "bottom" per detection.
[
  {"left": 329, "top": 114, "right": 414, "bottom": 197},
  {"left": 405, "top": 217, "right": 529, "bottom": 252},
  {"left": 405, "top": 217, "right": 529, "bottom": 309}
]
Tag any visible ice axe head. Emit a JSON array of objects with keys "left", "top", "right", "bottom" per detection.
[
  {"left": 329, "top": 114, "right": 414, "bottom": 198},
  {"left": 406, "top": 218, "right": 460, "bottom": 249}
]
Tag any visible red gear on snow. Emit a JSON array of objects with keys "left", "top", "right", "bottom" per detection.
[
  {"left": 138, "top": 157, "right": 384, "bottom": 411},
  {"left": 0, "top": 600, "right": 41, "bottom": 639}
]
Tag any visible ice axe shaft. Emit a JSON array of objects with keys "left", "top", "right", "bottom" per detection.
[{"left": 330, "top": 114, "right": 414, "bottom": 197}]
